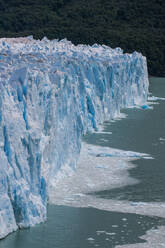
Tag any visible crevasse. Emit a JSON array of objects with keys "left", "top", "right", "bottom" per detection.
[{"left": 0, "top": 36, "right": 149, "bottom": 239}]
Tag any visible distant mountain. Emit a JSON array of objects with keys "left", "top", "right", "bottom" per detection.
[{"left": 0, "top": 0, "right": 164, "bottom": 76}]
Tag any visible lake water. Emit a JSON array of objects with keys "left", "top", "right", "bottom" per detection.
[
  {"left": 1, "top": 77, "right": 165, "bottom": 248},
  {"left": 87, "top": 77, "right": 165, "bottom": 203}
]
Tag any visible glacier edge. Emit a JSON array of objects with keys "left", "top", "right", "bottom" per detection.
[{"left": 0, "top": 37, "right": 149, "bottom": 239}]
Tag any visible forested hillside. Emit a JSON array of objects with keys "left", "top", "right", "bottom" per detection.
[{"left": 0, "top": 0, "right": 164, "bottom": 76}]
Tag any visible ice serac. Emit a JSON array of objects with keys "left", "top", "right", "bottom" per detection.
[{"left": 0, "top": 36, "right": 149, "bottom": 238}]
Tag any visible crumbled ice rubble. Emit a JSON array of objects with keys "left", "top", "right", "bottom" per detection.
[
  {"left": 87, "top": 145, "right": 152, "bottom": 159},
  {"left": 50, "top": 143, "right": 165, "bottom": 219},
  {"left": 116, "top": 226, "right": 165, "bottom": 248},
  {"left": 0, "top": 36, "right": 149, "bottom": 238},
  {"left": 49, "top": 143, "right": 139, "bottom": 199}
]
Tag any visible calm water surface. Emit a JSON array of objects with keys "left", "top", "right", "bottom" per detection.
[
  {"left": 1, "top": 77, "right": 165, "bottom": 248},
  {"left": 86, "top": 77, "right": 165, "bottom": 202},
  {"left": 0, "top": 205, "right": 165, "bottom": 248}
]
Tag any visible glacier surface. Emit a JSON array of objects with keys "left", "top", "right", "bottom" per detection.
[{"left": 0, "top": 36, "right": 148, "bottom": 238}]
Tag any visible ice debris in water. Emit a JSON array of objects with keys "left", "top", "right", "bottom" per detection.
[
  {"left": 87, "top": 237, "right": 95, "bottom": 241},
  {"left": 88, "top": 146, "right": 152, "bottom": 159},
  {"left": 116, "top": 226, "right": 165, "bottom": 248},
  {"left": 0, "top": 36, "right": 149, "bottom": 238},
  {"left": 148, "top": 96, "right": 165, "bottom": 101}
]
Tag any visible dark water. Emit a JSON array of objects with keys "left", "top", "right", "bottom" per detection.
[
  {"left": 85, "top": 77, "right": 165, "bottom": 203},
  {"left": 0, "top": 205, "right": 165, "bottom": 248},
  {"left": 1, "top": 77, "right": 165, "bottom": 248}
]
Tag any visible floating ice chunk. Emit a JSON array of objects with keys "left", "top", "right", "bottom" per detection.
[
  {"left": 141, "top": 104, "right": 153, "bottom": 110},
  {"left": 96, "top": 230, "right": 106, "bottom": 235},
  {"left": 148, "top": 96, "right": 165, "bottom": 101},
  {"left": 97, "top": 131, "right": 112, "bottom": 134},
  {"left": 127, "top": 104, "right": 153, "bottom": 110},
  {"left": 106, "top": 232, "right": 116, "bottom": 235},
  {"left": 87, "top": 237, "right": 95, "bottom": 241},
  {"left": 112, "top": 225, "right": 118, "bottom": 228}
]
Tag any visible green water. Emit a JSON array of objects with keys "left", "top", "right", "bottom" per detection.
[
  {"left": 0, "top": 205, "right": 165, "bottom": 248},
  {"left": 1, "top": 77, "right": 165, "bottom": 248},
  {"left": 86, "top": 77, "right": 165, "bottom": 203}
]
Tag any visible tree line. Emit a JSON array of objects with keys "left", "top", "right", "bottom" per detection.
[{"left": 0, "top": 0, "right": 164, "bottom": 76}]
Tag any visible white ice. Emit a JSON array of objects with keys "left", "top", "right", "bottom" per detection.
[{"left": 0, "top": 36, "right": 149, "bottom": 238}]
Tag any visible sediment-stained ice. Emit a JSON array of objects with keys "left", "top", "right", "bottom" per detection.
[{"left": 0, "top": 36, "right": 149, "bottom": 238}]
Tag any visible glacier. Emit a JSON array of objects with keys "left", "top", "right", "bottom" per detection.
[{"left": 0, "top": 36, "right": 149, "bottom": 239}]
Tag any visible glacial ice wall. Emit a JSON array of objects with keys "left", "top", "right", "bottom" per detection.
[{"left": 0, "top": 36, "right": 149, "bottom": 238}]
